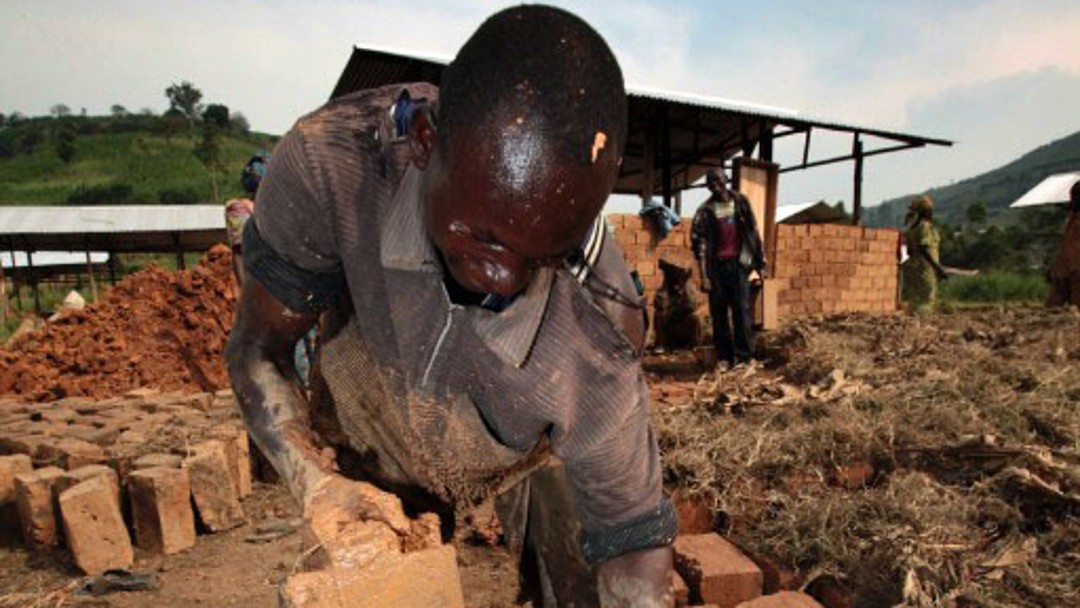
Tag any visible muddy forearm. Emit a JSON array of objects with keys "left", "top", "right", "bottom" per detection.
[{"left": 227, "top": 340, "right": 332, "bottom": 505}]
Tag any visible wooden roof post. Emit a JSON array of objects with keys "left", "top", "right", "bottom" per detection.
[
  {"left": 28, "top": 251, "right": 41, "bottom": 315},
  {"left": 661, "top": 106, "right": 672, "bottom": 209},
  {"left": 852, "top": 135, "right": 864, "bottom": 226},
  {"left": 85, "top": 250, "right": 98, "bottom": 304}
]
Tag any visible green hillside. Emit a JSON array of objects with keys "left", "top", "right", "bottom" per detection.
[
  {"left": 0, "top": 114, "right": 278, "bottom": 206},
  {"left": 864, "top": 130, "right": 1080, "bottom": 228}
]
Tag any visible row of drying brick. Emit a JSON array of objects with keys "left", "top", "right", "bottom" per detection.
[
  {"left": 0, "top": 388, "right": 241, "bottom": 474},
  {"left": 0, "top": 430, "right": 251, "bottom": 575}
]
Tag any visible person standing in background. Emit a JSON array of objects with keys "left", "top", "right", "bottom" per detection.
[{"left": 691, "top": 168, "right": 766, "bottom": 368}]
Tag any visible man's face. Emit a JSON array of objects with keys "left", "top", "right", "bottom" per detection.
[
  {"left": 706, "top": 171, "right": 727, "bottom": 195},
  {"left": 422, "top": 130, "right": 616, "bottom": 297}
]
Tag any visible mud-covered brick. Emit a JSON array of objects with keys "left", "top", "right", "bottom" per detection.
[
  {"left": 183, "top": 440, "right": 245, "bottom": 532},
  {"left": 37, "top": 437, "right": 106, "bottom": 470},
  {"left": 14, "top": 465, "right": 65, "bottom": 548},
  {"left": 736, "top": 591, "right": 825, "bottom": 607},
  {"left": 211, "top": 424, "right": 252, "bottom": 498},
  {"left": 674, "top": 533, "right": 763, "bottom": 608},
  {"left": 59, "top": 476, "right": 133, "bottom": 575},
  {"left": 132, "top": 453, "right": 183, "bottom": 470},
  {"left": 280, "top": 545, "right": 465, "bottom": 608},
  {"left": 0, "top": 454, "right": 33, "bottom": 505},
  {"left": 128, "top": 466, "right": 196, "bottom": 554},
  {"left": 56, "top": 465, "right": 121, "bottom": 508}
]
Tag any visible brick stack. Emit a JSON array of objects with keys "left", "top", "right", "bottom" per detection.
[
  {"left": 607, "top": 214, "right": 706, "bottom": 331},
  {"left": 0, "top": 389, "right": 252, "bottom": 573},
  {"left": 773, "top": 224, "right": 900, "bottom": 318}
]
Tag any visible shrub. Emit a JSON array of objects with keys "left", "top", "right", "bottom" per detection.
[
  {"left": 158, "top": 187, "right": 202, "bottom": 205},
  {"left": 66, "top": 183, "right": 134, "bottom": 205},
  {"left": 939, "top": 271, "right": 1048, "bottom": 304}
]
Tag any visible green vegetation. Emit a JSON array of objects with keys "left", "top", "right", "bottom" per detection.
[
  {"left": 866, "top": 130, "right": 1080, "bottom": 229},
  {"left": 0, "top": 98, "right": 277, "bottom": 206},
  {"left": 939, "top": 272, "right": 1048, "bottom": 305}
]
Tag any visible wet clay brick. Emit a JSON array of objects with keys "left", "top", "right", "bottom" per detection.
[
  {"left": 14, "top": 466, "right": 65, "bottom": 548},
  {"left": 128, "top": 466, "right": 196, "bottom": 554},
  {"left": 675, "top": 533, "right": 763, "bottom": 608},
  {"left": 56, "top": 465, "right": 121, "bottom": 508},
  {"left": 212, "top": 425, "right": 252, "bottom": 498},
  {"left": 280, "top": 545, "right": 465, "bottom": 608},
  {"left": 132, "top": 453, "right": 183, "bottom": 470},
  {"left": 183, "top": 440, "right": 245, "bottom": 532},
  {"left": 59, "top": 476, "right": 133, "bottom": 574},
  {"left": 0, "top": 454, "right": 33, "bottom": 505},
  {"left": 37, "top": 438, "right": 105, "bottom": 470},
  {"left": 737, "top": 591, "right": 824, "bottom": 608}
]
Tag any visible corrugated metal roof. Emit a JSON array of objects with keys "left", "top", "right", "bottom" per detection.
[
  {"left": 1010, "top": 171, "right": 1080, "bottom": 208},
  {"left": 0, "top": 205, "right": 224, "bottom": 234},
  {"left": 0, "top": 205, "right": 226, "bottom": 253},
  {"left": 2, "top": 251, "right": 109, "bottom": 270}
]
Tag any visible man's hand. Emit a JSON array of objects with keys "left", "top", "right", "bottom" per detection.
[
  {"left": 596, "top": 546, "right": 674, "bottom": 608},
  {"left": 302, "top": 473, "right": 413, "bottom": 547}
]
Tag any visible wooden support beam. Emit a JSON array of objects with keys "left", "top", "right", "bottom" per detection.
[
  {"left": 85, "top": 250, "right": 98, "bottom": 303},
  {"left": 852, "top": 135, "right": 864, "bottom": 226},
  {"left": 661, "top": 106, "right": 672, "bottom": 208}
]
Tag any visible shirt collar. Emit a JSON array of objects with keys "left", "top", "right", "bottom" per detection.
[{"left": 379, "top": 164, "right": 553, "bottom": 368}]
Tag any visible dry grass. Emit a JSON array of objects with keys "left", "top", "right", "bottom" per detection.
[{"left": 653, "top": 307, "right": 1080, "bottom": 607}]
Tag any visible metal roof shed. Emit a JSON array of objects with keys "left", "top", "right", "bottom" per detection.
[
  {"left": 0, "top": 205, "right": 227, "bottom": 314},
  {"left": 0, "top": 205, "right": 226, "bottom": 254},
  {"left": 330, "top": 44, "right": 951, "bottom": 224}
]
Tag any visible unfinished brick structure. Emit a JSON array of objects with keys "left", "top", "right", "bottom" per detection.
[
  {"left": 607, "top": 213, "right": 900, "bottom": 333},
  {"left": 772, "top": 223, "right": 900, "bottom": 318}
]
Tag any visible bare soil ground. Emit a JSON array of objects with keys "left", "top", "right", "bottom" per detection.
[{"left": 2, "top": 261, "right": 1077, "bottom": 608}]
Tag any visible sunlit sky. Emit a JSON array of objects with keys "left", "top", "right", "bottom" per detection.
[{"left": 3, "top": 0, "right": 1079, "bottom": 212}]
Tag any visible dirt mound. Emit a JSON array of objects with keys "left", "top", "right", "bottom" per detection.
[{"left": 0, "top": 245, "right": 237, "bottom": 401}]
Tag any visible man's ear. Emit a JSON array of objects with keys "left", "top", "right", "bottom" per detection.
[{"left": 408, "top": 105, "right": 437, "bottom": 170}]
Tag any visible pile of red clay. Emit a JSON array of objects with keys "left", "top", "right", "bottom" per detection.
[{"left": 1, "top": 245, "right": 237, "bottom": 401}]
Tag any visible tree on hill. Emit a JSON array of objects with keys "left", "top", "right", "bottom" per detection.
[
  {"left": 110, "top": 104, "right": 127, "bottom": 117},
  {"left": 157, "top": 109, "right": 187, "bottom": 145},
  {"left": 165, "top": 81, "right": 203, "bottom": 129},
  {"left": 230, "top": 111, "right": 250, "bottom": 133},
  {"left": 966, "top": 201, "right": 987, "bottom": 225},
  {"left": 194, "top": 120, "right": 223, "bottom": 202},
  {"left": 55, "top": 119, "right": 77, "bottom": 164},
  {"left": 50, "top": 104, "right": 71, "bottom": 118},
  {"left": 203, "top": 103, "right": 229, "bottom": 129}
]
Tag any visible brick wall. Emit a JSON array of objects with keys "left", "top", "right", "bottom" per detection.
[
  {"left": 607, "top": 214, "right": 705, "bottom": 329},
  {"left": 773, "top": 223, "right": 900, "bottom": 318},
  {"left": 606, "top": 214, "right": 900, "bottom": 328}
]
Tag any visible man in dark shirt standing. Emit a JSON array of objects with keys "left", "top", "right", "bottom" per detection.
[
  {"left": 691, "top": 168, "right": 766, "bottom": 368},
  {"left": 226, "top": 6, "right": 675, "bottom": 607}
]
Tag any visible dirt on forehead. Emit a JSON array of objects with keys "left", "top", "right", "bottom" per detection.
[{"left": 0, "top": 245, "right": 237, "bottom": 401}]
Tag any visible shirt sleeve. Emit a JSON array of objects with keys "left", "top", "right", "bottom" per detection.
[
  {"left": 245, "top": 126, "right": 346, "bottom": 313},
  {"left": 560, "top": 235, "right": 676, "bottom": 564}
]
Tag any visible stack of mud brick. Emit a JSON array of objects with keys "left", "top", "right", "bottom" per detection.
[
  {"left": 0, "top": 389, "right": 252, "bottom": 575},
  {"left": 608, "top": 214, "right": 707, "bottom": 327},
  {"left": 773, "top": 224, "right": 900, "bottom": 318}
]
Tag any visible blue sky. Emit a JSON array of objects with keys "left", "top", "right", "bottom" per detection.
[{"left": 2, "top": 0, "right": 1078, "bottom": 211}]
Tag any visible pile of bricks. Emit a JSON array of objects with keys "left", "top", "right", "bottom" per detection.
[
  {"left": 773, "top": 224, "right": 900, "bottom": 318},
  {"left": 0, "top": 388, "right": 251, "bottom": 574}
]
